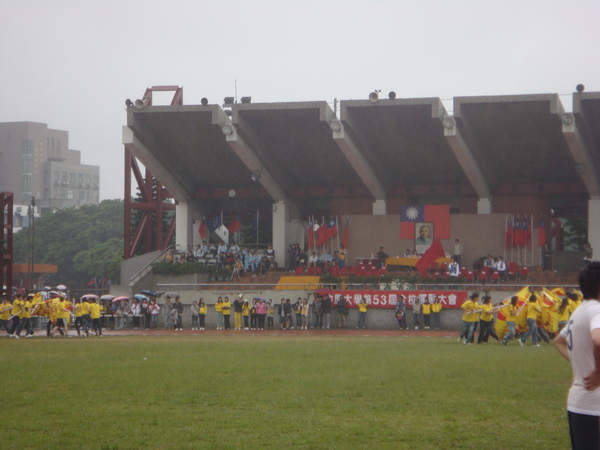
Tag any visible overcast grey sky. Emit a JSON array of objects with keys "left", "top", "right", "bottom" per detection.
[{"left": 1, "top": 0, "right": 599, "bottom": 201}]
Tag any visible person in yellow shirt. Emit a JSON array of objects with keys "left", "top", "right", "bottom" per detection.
[
  {"left": 215, "top": 297, "right": 223, "bottom": 330},
  {"left": 0, "top": 297, "right": 12, "bottom": 335},
  {"left": 52, "top": 297, "right": 71, "bottom": 337},
  {"left": 431, "top": 297, "right": 443, "bottom": 330},
  {"left": 458, "top": 293, "right": 479, "bottom": 344},
  {"left": 8, "top": 293, "right": 24, "bottom": 337},
  {"left": 422, "top": 299, "right": 432, "bottom": 330},
  {"left": 13, "top": 295, "right": 35, "bottom": 338},
  {"left": 557, "top": 297, "right": 572, "bottom": 331},
  {"left": 567, "top": 291, "right": 582, "bottom": 312},
  {"left": 477, "top": 296, "right": 500, "bottom": 344},
  {"left": 519, "top": 294, "right": 542, "bottom": 347},
  {"left": 501, "top": 296, "right": 520, "bottom": 345},
  {"left": 357, "top": 297, "right": 367, "bottom": 329},
  {"left": 222, "top": 296, "right": 231, "bottom": 330},
  {"left": 242, "top": 300, "right": 251, "bottom": 330},
  {"left": 198, "top": 298, "right": 207, "bottom": 331},
  {"left": 266, "top": 300, "right": 275, "bottom": 330},
  {"left": 88, "top": 299, "right": 102, "bottom": 336}
]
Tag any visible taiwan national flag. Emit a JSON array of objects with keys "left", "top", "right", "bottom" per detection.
[
  {"left": 316, "top": 218, "right": 328, "bottom": 247},
  {"left": 198, "top": 216, "right": 207, "bottom": 239},
  {"left": 523, "top": 215, "right": 531, "bottom": 246},
  {"left": 228, "top": 214, "right": 241, "bottom": 234},
  {"left": 326, "top": 217, "right": 338, "bottom": 241},
  {"left": 513, "top": 215, "right": 521, "bottom": 247},
  {"left": 538, "top": 216, "right": 546, "bottom": 247},
  {"left": 400, "top": 205, "right": 450, "bottom": 239}
]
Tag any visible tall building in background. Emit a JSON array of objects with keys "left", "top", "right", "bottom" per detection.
[{"left": 0, "top": 121, "right": 100, "bottom": 218}]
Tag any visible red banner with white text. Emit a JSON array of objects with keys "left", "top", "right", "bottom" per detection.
[{"left": 316, "top": 290, "right": 469, "bottom": 309}]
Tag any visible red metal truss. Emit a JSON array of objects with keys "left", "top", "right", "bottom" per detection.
[
  {"left": 1, "top": 192, "right": 14, "bottom": 296},
  {"left": 124, "top": 86, "right": 183, "bottom": 259},
  {"left": 124, "top": 149, "right": 176, "bottom": 259}
]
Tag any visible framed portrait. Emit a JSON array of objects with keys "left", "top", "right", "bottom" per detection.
[{"left": 415, "top": 222, "right": 434, "bottom": 254}]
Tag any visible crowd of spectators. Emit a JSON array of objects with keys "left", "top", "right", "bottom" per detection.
[{"left": 166, "top": 241, "right": 275, "bottom": 277}]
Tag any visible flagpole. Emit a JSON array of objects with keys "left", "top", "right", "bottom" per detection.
[
  {"left": 503, "top": 215, "right": 507, "bottom": 262},
  {"left": 256, "top": 209, "right": 259, "bottom": 247},
  {"left": 530, "top": 214, "right": 534, "bottom": 267},
  {"left": 336, "top": 216, "right": 340, "bottom": 250},
  {"left": 510, "top": 215, "right": 514, "bottom": 264},
  {"left": 524, "top": 215, "right": 527, "bottom": 269}
]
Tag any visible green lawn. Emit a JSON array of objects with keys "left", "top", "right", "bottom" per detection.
[{"left": 2, "top": 336, "right": 571, "bottom": 449}]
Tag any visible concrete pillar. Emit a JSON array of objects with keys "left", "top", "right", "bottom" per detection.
[
  {"left": 477, "top": 198, "right": 492, "bottom": 214},
  {"left": 589, "top": 197, "right": 600, "bottom": 261},
  {"left": 272, "top": 200, "right": 290, "bottom": 269},
  {"left": 373, "top": 199, "right": 387, "bottom": 215},
  {"left": 175, "top": 202, "right": 193, "bottom": 253}
]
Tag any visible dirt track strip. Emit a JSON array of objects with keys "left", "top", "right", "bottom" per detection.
[{"left": 20, "top": 329, "right": 458, "bottom": 338}]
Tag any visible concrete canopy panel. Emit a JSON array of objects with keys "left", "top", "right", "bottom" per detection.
[
  {"left": 340, "top": 99, "right": 469, "bottom": 189},
  {"left": 231, "top": 102, "right": 360, "bottom": 189},
  {"left": 453, "top": 95, "right": 579, "bottom": 189},
  {"left": 573, "top": 92, "right": 600, "bottom": 170},
  {"left": 127, "top": 105, "right": 253, "bottom": 195}
]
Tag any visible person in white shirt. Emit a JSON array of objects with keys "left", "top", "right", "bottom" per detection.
[
  {"left": 453, "top": 239, "right": 463, "bottom": 265},
  {"left": 554, "top": 262, "right": 600, "bottom": 449},
  {"left": 217, "top": 241, "right": 228, "bottom": 256},
  {"left": 229, "top": 241, "right": 240, "bottom": 257},
  {"left": 494, "top": 256, "right": 507, "bottom": 281},
  {"left": 447, "top": 261, "right": 460, "bottom": 277},
  {"left": 194, "top": 241, "right": 209, "bottom": 260}
]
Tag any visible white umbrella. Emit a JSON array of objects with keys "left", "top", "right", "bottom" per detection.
[{"left": 56, "top": 284, "right": 67, "bottom": 290}]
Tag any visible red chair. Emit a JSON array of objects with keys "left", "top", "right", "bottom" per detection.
[
  {"left": 330, "top": 265, "right": 340, "bottom": 277},
  {"left": 315, "top": 267, "right": 323, "bottom": 276},
  {"left": 295, "top": 266, "right": 304, "bottom": 276},
  {"left": 306, "top": 267, "right": 315, "bottom": 276},
  {"left": 478, "top": 270, "right": 488, "bottom": 283},
  {"left": 372, "top": 269, "right": 381, "bottom": 277},
  {"left": 490, "top": 271, "right": 500, "bottom": 283},
  {"left": 431, "top": 271, "right": 441, "bottom": 280},
  {"left": 507, "top": 262, "right": 518, "bottom": 281},
  {"left": 380, "top": 267, "right": 387, "bottom": 275},
  {"left": 440, "top": 262, "right": 449, "bottom": 272},
  {"left": 519, "top": 266, "right": 529, "bottom": 282},
  {"left": 465, "top": 271, "right": 475, "bottom": 283},
  {"left": 340, "top": 267, "right": 349, "bottom": 277},
  {"left": 349, "top": 266, "right": 357, "bottom": 275}
]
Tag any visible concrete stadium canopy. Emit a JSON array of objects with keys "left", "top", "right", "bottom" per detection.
[{"left": 123, "top": 91, "right": 600, "bottom": 219}]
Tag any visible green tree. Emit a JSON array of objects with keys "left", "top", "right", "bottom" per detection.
[
  {"left": 564, "top": 212, "right": 587, "bottom": 251},
  {"left": 13, "top": 199, "right": 124, "bottom": 286}
]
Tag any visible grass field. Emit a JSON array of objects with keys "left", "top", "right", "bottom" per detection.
[{"left": 2, "top": 335, "right": 571, "bottom": 449}]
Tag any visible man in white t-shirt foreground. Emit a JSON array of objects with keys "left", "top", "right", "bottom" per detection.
[{"left": 554, "top": 262, "right": 600, "bottom": 449}]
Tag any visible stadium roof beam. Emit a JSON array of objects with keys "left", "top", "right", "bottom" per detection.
[
  {"left": 330, "top": 119, "right": 387, "bottom": 214},
  {"left": 440, "top": 115, "right": 492, "bottom": 214},
  {"left": 565, "top": 92, "right": 600, "bottom": 197},
  {"left": 122, "top": 126, "right": 188, "bottom": 203},
  {"left": 221, "top": 120, "right": 300, "bottom": 218}
]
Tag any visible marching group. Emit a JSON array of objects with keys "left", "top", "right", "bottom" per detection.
[{"left": 457, "top": 290, "right": 582, "bottom": 346}]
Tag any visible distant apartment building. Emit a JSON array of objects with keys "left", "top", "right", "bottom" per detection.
[{"left": 0, "top": 121, "right": 100, "bottom": 217}]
